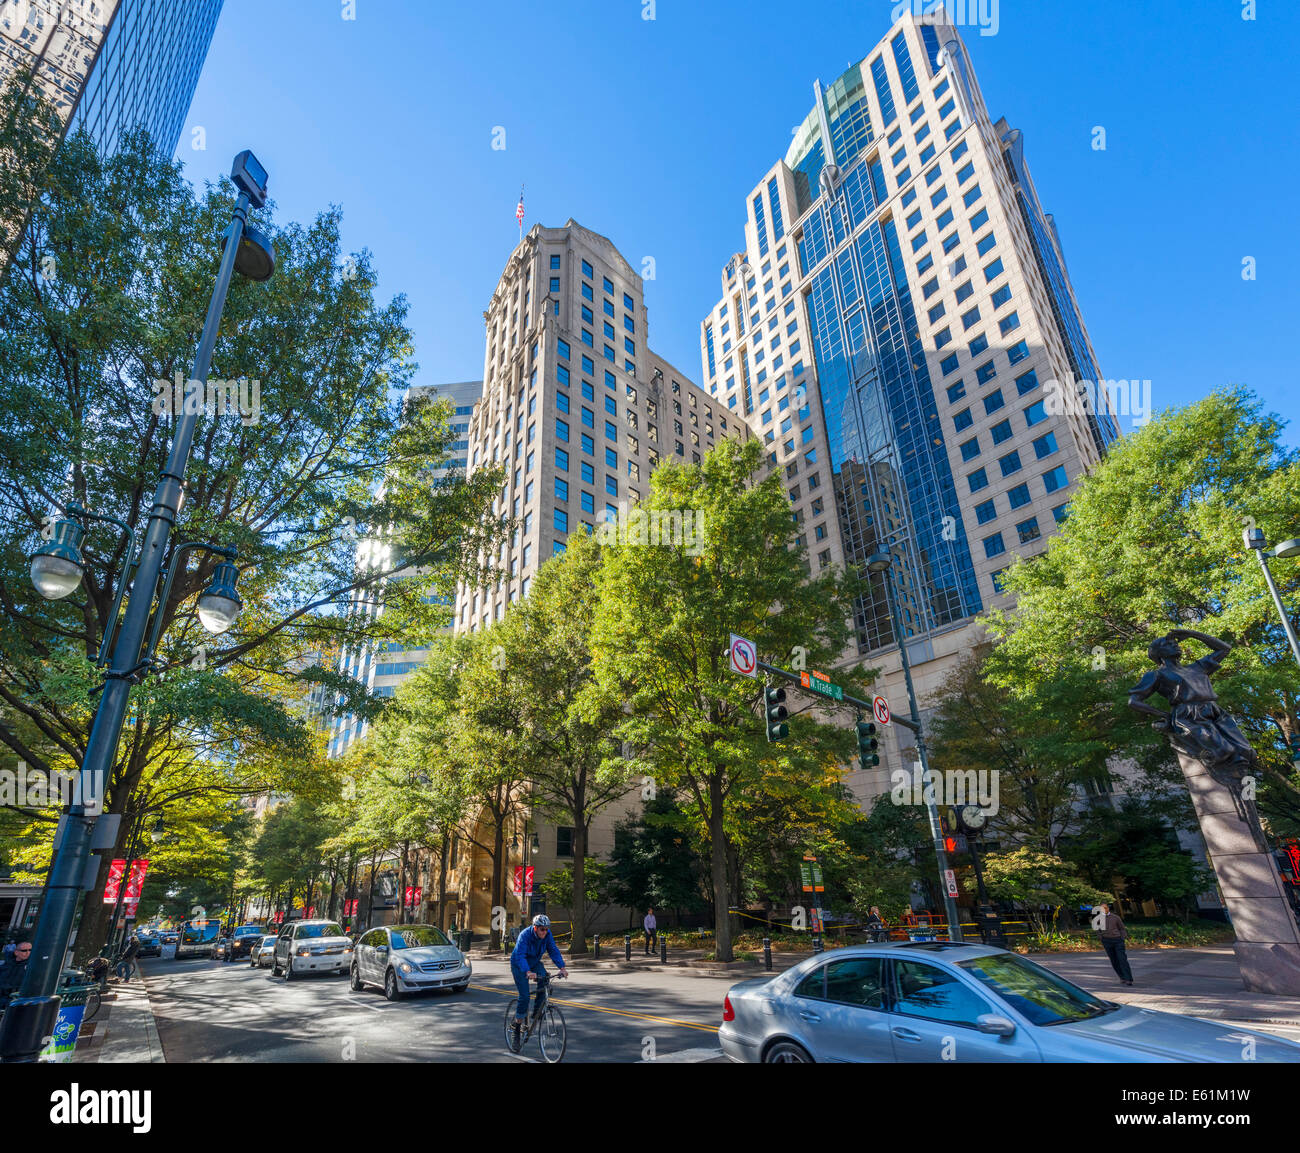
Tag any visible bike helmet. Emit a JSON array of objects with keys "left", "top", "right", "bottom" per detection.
[{"left": 532, "top": 914, "right": 551, "bottom": 929}]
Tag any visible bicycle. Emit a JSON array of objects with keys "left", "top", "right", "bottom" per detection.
[{"left": 503, "top": 970, "right": 567, "bottom": 1063}]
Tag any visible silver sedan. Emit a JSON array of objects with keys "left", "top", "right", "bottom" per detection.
[
  {"left": 719, "top": 941, "right": 1300, "bottom": 1063},
  {"left": 350, "top": 924, "right": 471, "bottom": 1001}
]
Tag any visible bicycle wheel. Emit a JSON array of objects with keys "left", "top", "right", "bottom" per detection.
[
  {"left": 538, "top": 1004, "right": 566, "bottom": 1063},
  {"left": 503, "top": 1001, "right": 523, "bottom": 1054},
  {"left": 83, "top": 988, "right": 101, "bottom": 1023}
]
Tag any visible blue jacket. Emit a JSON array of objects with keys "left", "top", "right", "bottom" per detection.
[{"left": 511, "top": 926, "right": 565, "bottom": 972}]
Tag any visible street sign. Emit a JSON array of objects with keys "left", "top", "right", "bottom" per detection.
[
  {"left": 799, "top": 669, "right": 843, "bottom": 701},
  {"left": 873, "top": 695, "right": 891, "bottom": 726},
  {"left": 799, "top": 858, "right": 824, "bottom": 892},
  {"left": 944, "top": 869, "right": 959, "bottom": 898},
  {"left": 810, "top": 907, "right": 824, "bottom": 933},
  {"left": 729, "top": 633, "right": 757, "bottom": 678}
]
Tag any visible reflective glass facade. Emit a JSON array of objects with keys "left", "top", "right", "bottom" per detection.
[{"left": 74, "top": 0, "right": 222, "bottom": 155}]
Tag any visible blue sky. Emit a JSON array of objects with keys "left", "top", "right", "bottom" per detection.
[{"left": 183, "top": 0, "right": 1298, "bottom": 441}]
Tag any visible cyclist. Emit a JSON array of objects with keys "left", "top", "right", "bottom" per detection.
[{"left": 510, "top": 914, "right": 567, "bottom": 1044}]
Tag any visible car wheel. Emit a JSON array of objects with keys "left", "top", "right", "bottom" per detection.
[
  {"left": 350, "top": 964, "right": 363, "bottom": 991},
  {"left": 384, "top": 969, "right": 402, "bottom": 1001},
  {"left": 272, "top": 957, "right": 281, "bottom": 977},
  {"left": 284, "top": 959, "right": 295, "bottom": 980},
  {"left": 764, "top": 1041, "right": 813, "bottom": 1064}
]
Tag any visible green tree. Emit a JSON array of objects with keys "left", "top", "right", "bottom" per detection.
[
  {"left": 984, "top": 387, "right": 1300, "bottom": 835},
  {"left": 606, "top": 795, "right": 709, "bottom": 928},
  {"left": 591, "top": 438, "right": 867, "bottom": 960},
  {"left": 0, "top": 123, "right": 501, "bottom": 958},
  {"left": 972, "top": 847, "right": 1111, "bottom": 933},
  {"left": 492, "top": 530, "right": 632, "bottom": 953},
  {"left": 538, "top": 860, "right": 615, "bottom": 939}
]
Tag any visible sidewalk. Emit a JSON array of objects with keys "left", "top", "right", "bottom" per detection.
[{"left": 72, "top": 975, "right": 165, "bottom": 1063}]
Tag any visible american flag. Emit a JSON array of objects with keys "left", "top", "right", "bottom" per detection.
[{"left": 515, "top": 186, "right": 525, "bottom": 228}]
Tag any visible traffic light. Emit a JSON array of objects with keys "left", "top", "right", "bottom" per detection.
[
  {"left": 765, "top": 684, "right": 789, "bottom": 742},
  {"left": 856, "top": 721, "right": 879, "bottom": 768}
]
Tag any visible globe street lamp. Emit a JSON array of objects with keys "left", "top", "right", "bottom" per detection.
[
  {"left": 0, "top": 151, "right": 273, "bottom": 1063},
  {"left": 866, "top": 549, "right": 963, "bottom": 943},
  {"left": 1244, "top": 528, "right": 1300, "bottom": 669}
]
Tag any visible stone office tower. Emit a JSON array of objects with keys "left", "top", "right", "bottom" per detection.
[
  {"left": 454, "top": 219, "right": 742, "bottom": 633},
  {"left": 700, "top": 11, "right": 1120, "bottom": 798}
]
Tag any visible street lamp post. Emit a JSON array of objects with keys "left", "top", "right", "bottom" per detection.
[
  {"left": 866, "top": 550, "right": 963, "bottom": 944},
  {"left": 1244, "top": 529, "right": 1300, "bottom": 669},
  {"left": 0, "top": 152, "right": 273, "bottom": 1063}
]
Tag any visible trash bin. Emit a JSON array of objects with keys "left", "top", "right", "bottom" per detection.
[{"left": 458, "top": 930, "right": 472, "bottom": 952}]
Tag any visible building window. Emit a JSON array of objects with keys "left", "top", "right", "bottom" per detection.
[
  {"left": 975, "top": 499, "right": 997, "bottom": 525},
  {"left": 1016, "top": 517, "right": 1041, "bottom": 545},
  {"left": 990, "top": 418, "right": 1013, "bottom": 444},
  {"left": 998, "top": 450, "right": 1022, "bottom": 477},
  {"left": 953, "top": 407, "right": 973, "bottom": 432},
  {"left": 1042, "top": 465, "right": 1069, "bottom": 493},
  {"left": 1032, "top": 432, "right": 1059, "bottom": 459},
  {"left": 960, "top": 437, "right": 981, "bottom": 462},
  {"left": 1007, "top": 483, "right": 1031, "bottom": 509},
  {"left": 557, "top": 827, "right": 574, "bottom": 857},
  {"left": 983, "top": 532, "right": 1006, "bottom": 559},
  {"left": 554, "top": 508, "right": 569, "bottom": 533}
]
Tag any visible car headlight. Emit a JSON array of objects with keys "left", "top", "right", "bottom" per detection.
[
  {"left": 343, "top": 944, "right": 354, "bottom": 952},
  {"left": 296, "top": 946, "right": 311, "bottom": 956},
  {"left": 398, "top": 961, "right": 413, "bottom": 974}
]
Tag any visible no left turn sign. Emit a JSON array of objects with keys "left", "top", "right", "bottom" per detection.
[{"left": 729, "top": 633, "right": 757, "bottom": 678}]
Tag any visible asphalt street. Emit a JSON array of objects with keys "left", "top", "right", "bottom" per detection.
[{"left": 141, "top": 954, "right": 729, "bottom": 1063}]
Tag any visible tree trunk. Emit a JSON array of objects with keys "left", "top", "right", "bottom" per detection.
[
  {"left": 437, "top": 831, "right": 450, "bottom": 930},
  {"left": 490, "top": 807, "right": 506, "bottom": 952},
  {"left": 570, "top": 820, "right": 588, "bottom": 955},
  {"left": 709, "top": 774, "right": 732, "bottom": 962},
  {"left": 364, "top": 850, "right": 377, "bottom": 929},
  {"left": 397, "top": 845, "right": 407, "bottom": 927}
]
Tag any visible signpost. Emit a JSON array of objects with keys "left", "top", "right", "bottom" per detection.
[
  {"left": 944, "top": 869, "right": 959, "bottom": 899},
  {"left": 729, "top": 634, "right": 757, "bottom": 678},
  {"left": 873, "top": 695, "right": 891, "bottom": 726}
]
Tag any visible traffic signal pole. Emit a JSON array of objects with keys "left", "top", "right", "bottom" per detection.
[{"left": 754, "top": 657, "right": 963, "bottom": 944}]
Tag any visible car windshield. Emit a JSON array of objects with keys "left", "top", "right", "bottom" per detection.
[
  {"left": 297, "top": 923, "right": 346, "bottom": 939},
  {"left": 959, "top": 953, "right": 1116, "bottom": 1025},
  {"left": 261, "top": 936, "right": 277, "bottom": 945},
  {"left": 235, "top": 926, "right": 262, "bottom": 937},
  {"left": 390, "top": 927, "right": 451, "bottom": 949}
]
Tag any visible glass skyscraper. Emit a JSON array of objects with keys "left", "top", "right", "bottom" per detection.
[
  {"left": 73, "top": 0, "right": 223, "bottom": 156},
  {"left": 1, "top": 0, "right": 222, "bottom": 156},
  {"left": 700, "top": 10, "right": 1120, "bottom": 795}
]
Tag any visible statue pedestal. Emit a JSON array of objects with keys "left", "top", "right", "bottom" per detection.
[{"left": 1177, "top": 752, "right": 1300, "bottom": 995}]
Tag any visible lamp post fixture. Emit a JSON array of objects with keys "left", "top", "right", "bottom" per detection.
[
  {"left": 1244, "top": 528, "right": 1300, "bottom": 669},
  {"left": 0, "top": 152, "right": 273, "bottom": 1063},
  {"left": 865, "top": 549, "right": 963, "bottom": 944}
]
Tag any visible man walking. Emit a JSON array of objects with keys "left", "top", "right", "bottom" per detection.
[
  {"left": 643, "top": 907, "right": 657, "bottom": 955},
  {"left": 1095, "top": 902, "right": 1133, "bottom": 985}
]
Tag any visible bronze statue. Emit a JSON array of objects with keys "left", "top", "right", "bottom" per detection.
[{"left": 1128, "top": 627, "right": 1266, "bottom": 848}]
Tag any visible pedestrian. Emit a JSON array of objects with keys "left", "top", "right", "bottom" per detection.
[
  {"left": 643, "top": 907, "right": 657, "bottom": 955},
  {"left": 1095, "top": 902, "right": 1134, "bottom": 985},
  {"left": 116, "top": 933, "right": 142, "bottom": 981},
  {"left": 866, "top": 906, "right": 887, "bottom": 943},
  {"left": 0, "top": 938, "right": 32, "bottom": 1010}
]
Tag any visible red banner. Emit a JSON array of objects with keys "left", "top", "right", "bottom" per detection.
[
  {"left": 404, "top": 886, "right": 422, "bottom": 908},
  {"left": 512, "top": 866, "right": 534, "bottom": 898},
  {"left": 344, "top": 899, "right": 358, "bottom": 916},
  {"left": 102, "top": 858, "right": 149, "bottom": 915}
]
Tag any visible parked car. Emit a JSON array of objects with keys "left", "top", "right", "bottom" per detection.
[
  {"left": 350, "top": 924, "right": 471, "bottom": 1001},
  {"left": 719, "top": 941, "right": 1300, "bottom": 1063},
  {"left": 225, "top": 924, "right": 267, "bottom": 962},
  {"left": 272, "top": 920, "right": 353, "bottom": 980},
  {"left": 251, "top": 935, "right": 278, "bottom": 969},
  {"left": 159, "top": 929, "right": 179, "bottom": 946},
  {"left": 135, "top": 930, "right": 161, "bottom": 958},
  {"left": 175, "top": 918, "right": 221, "bottom": 960}
]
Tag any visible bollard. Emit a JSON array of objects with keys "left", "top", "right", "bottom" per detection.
[
  {"left": 812, "top": 933, "right": 824, "bottom": 954},
  {"left": 594, "top": 933, "right": 600, "bottom": 959},
  {"left": 624, "top": 933, "right": 631, "bottom": 962},
  {"left": 763, "top": 936, "right": 772, "bottom": 971},
  {"left": 660, "top": 934, "right": 667, "bottom": 964}
]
